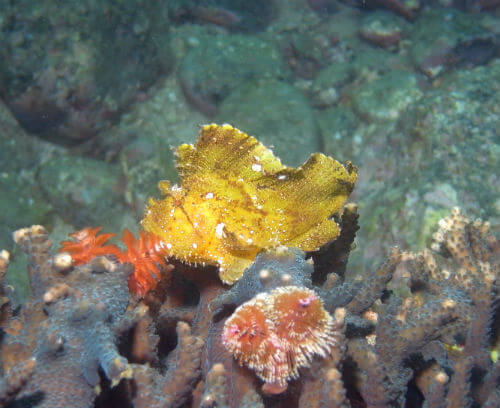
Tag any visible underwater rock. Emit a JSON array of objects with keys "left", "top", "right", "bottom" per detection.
[
  {"left": 351, "top": 61, "right": 499, "bottom": 274},
  {"left": 168, "top": 0, "right": 277, "bottom": 32},
  {"left": 0, "top": 1, "right": 173, "bottom": 144},
  {"left": 359, "top": 11, "right": 406, "bottom": 48},
  {"left": 0, "top": 101, "right": 56, "bottom": 250},
  {"left": 37, "top": 155, "right": 128, "bottom": 230},
  {"left": 178, "top": 35, "right": 289, "bottom": 116},
  {"left": 215, "top": 79, "right": 320, "bottom": 166},
  {"left": 349, "top": 44, "right": 411, "bottom": 79},
  {"left": 0, "top": 174, "right": 52, "bottom": 251},
  {"left": 307, "top": 0, "right": 339, "bottom": 14},
  {"left": 94, "top": 75, "right": 205, "bottom": 214},
  {"left": 338, "top": 0, "right": 418, "bottom": 21},
  {"left": 317, "top": 106, "right": 359, "bottom": 162},
  {"left": 352, "top": 70, "right": 422, "bottom": 121},
  {"left": 399, "top": 61, "right": 500, "bottom": 221},
  {"left": 281, "top": 21, "right": 345, "bottom": 79},
  {"left": 309, "top": 62, "right": 353, "bottom": 108},
  {"left": 410, "top": 8, "right": 496, "bottom": 77}
]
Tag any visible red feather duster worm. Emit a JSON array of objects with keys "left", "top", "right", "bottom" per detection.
[
  {"left": 117, "top": 229, "right": 170, "bottom": 296},
  {"left": 59, "top": 227, "right": 121, "bottom": 265},
  {"left": 59, "top": 227, "right": 170, "bottom": 296},
  {"left": 222, "top": 286, "right": 341, "bottom": 394}
]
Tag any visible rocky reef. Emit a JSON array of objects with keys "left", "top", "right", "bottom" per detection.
[{"left": 0, "top": 205, "right": 497, "bottom": 407}]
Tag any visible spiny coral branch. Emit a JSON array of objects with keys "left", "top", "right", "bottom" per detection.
[{"left": 130, "top": 322, "right": 203, "bottom": 408}]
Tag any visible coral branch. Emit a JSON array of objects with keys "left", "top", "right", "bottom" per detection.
[
  {"left": 0, "top": 249, "right": 12, "bottom": 325},
  {"left": 3, "top": 225, "right": 132, "bottom": 408},
  {"left": 299, "top": 308, "right": 348, "bottom": 408},
  {"left": 13, "top": 225, "right": 54, "bottom": 297},
  {"left": 0, "top": 358, "right": 36, "bottom": 405},
  {"left": 131, "top": 321, "right": 203, "bottom": 408},
  {"left": 197, "top": 363, "right": 230, "bottom": 408},
  {"left": 345, "top": 247, "right": 400, "bottom": 314}
]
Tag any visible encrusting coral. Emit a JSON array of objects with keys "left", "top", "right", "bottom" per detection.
[{"left": 0, "top": 123, "right": 498, "bottom": 408}]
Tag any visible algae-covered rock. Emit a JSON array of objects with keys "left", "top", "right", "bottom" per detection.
[
  {"left": 310, "top": 62, "right": 352, "bottom": 107},
  {"left": 168, "top": 0, "right": 276, "bottom": 32},
  {"left": 351, "top": 62, "right": 500, "bottom": 273},
  {"left": 98, "top": 76, "right": 205, "bottom": 214},
  {"left": 0, "top": 0, "right": 173, "bottom": 144},
  {"left": 359, "top": 11, "right": 407, "bottom": 48},
  {"left": 37, "top": 156, "right": 128, "bottom": 229},
  {"left": 349, "top": 44, "right": 410, "bottom": 79},
  {"left": 317, "top": 106, "right": 359, "bottom": 162},
  {"left": 0, "top": 174, "right": 52, "bottom": 251},
  {"left": 355, "top": 181, "right": 460, "bottom": 274},
  {"left": 400, "top": 61, "right": 500, "bottom": 219},
  {"left": 215, "top": 79, "right": 319, "bottom": 166},
  {"left": 0, "top": 102, "right": 57, "bottom": 173},
  {"left": 281, "top": 23, "right": 344, "bottom": 79},
  {"left": 411, "top": 8, "right": 496, "bottom": 77},
  {"left": 178, "top": 34, "right": 289, "bottom": 116},
  {"left": 352, "top": 70, "right": 422, "bottom": 122},
  {"left": 0, "top": 101, "right": 56, "bottom": 250},
  {"left": 120, "top": 138, "right": 179, "bottom": 216}
]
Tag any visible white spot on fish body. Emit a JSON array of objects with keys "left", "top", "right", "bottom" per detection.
[{"left": 215, "top": 223, "right": 226, "bottom": 238}]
